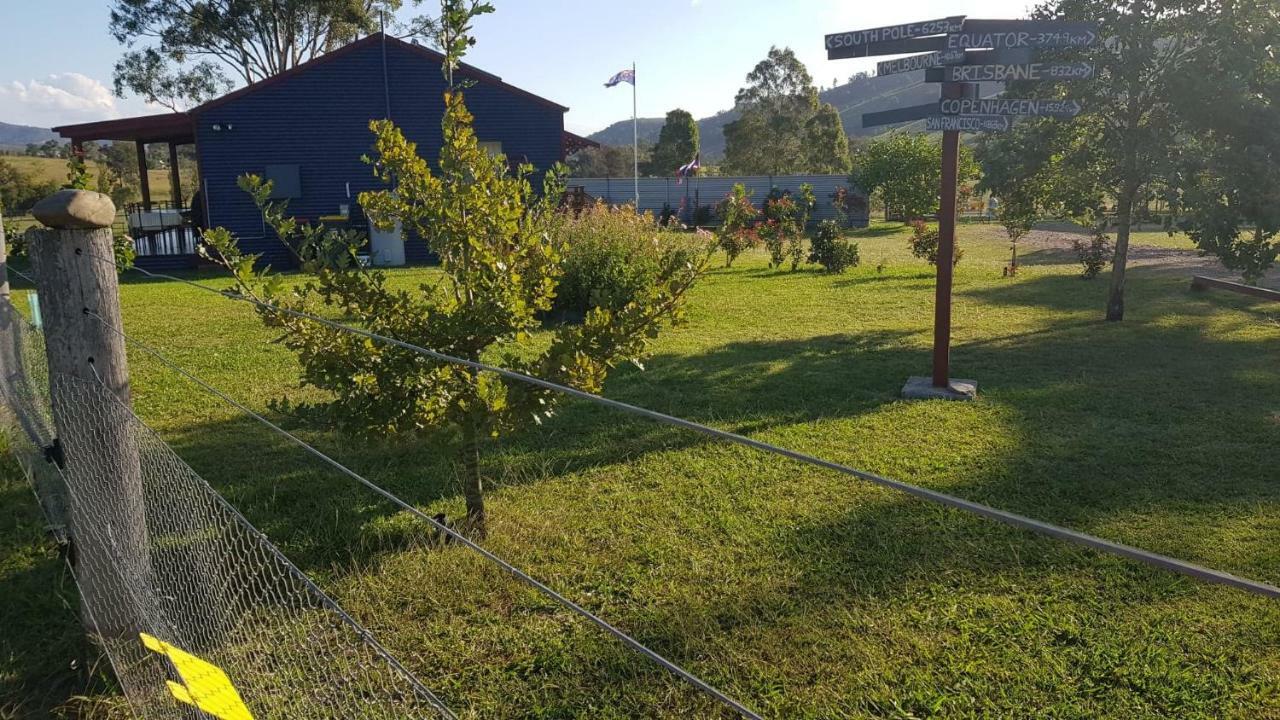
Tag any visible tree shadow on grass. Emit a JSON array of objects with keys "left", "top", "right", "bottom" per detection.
[
  {"left": 146, "top": 283, "right": 1280, "bottom": 583},
  {"left": 848, "top": 223, "right": 909, "bottom": 238}
]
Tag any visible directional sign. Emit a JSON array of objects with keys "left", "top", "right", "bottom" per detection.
[
  {"left": 926, "top": 115, "right": 1012, "bottom": 132},
  {"left": 826, "top": 16, "right": 964, "bottom": 55},
  {"left": 939, "top": 97, "right": 1082, "bottom": 117},
  {"left": 946, "top": 19, "right": 1098, "bottom": 51},
  {"left": 877, "top": 47, "right": 1034, "bottom": 77},
  {"left": 926, "top": 62, "right": 1095, "bottom": 82},
  {"left": 877, "top": 50, "right": 965, "bottom": 77},
  {"left": 830, "top": 35, "right": 947, "bottom": 60},
  {"left": 862, "top": 103, "right": 936, "bottom": 129}
]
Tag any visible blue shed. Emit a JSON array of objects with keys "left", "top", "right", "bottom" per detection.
[{"left": 54, "top": 33, "right": 596, "bottom": 270}]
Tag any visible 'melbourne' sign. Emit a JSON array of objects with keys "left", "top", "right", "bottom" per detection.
[
  {"left": 939, "top": 97, "right": 1082, "bottom": 117},
  {"left": 877, "top": 50, "right": 965, "bottom": 77},
  {"left": 927, "top": 62, "right": 1095, "bottom": 82},
  {"left": 826, "top": 16, "right": 964, "bottom": 51}
]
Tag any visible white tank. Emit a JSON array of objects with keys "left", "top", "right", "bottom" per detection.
[{"left": 368, "top": 220, "right": 405, "bottom": 267}]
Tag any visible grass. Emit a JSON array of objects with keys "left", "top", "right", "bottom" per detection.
[{"left": 2, "top": 222, "right": 1278, "bottom": 718}]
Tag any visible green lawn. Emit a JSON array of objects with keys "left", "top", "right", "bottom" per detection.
[{"left": 2, "top": 223, "right": 1278, "bottom": 718}]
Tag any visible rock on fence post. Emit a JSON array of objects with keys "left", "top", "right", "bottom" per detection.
[{"left": 29, "top": 189, "right": 149, "bottom": 638}]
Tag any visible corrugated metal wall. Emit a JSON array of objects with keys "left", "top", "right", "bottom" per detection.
[
  {"left": 567, "top": 175, "right": 869, "bottom": 227},
  {"left": 196, "top": 38, "right": 565, "bottom": 268}
]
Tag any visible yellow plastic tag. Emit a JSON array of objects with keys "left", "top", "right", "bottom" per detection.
[{"left": 140, "top": 633, "right": 254, "bottom": 720}]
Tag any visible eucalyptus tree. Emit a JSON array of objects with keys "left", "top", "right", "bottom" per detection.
[
  {"left": 109, "top": 0, "right": 398, "bottom": 108},
  {"left": 723, "top": 47, "right": 849, "bottom": 175}
]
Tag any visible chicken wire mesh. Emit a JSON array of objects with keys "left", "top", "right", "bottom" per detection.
[{"left": 0, "top": 300, "right": 454, "bottom": 720}]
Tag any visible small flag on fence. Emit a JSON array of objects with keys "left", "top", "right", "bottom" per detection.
[
  {"left": 604, "top": 68, "right": 635, "bottom": 87},
  {"left": 675, "top": 154, "right": 700, "bottom": 184}
]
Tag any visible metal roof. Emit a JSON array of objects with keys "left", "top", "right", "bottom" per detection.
[{"left": 54, "top": 32, "right": 569, "bottom": 144}]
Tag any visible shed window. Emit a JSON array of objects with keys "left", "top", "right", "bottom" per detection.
[
  {"left": 264, "top": 164, "right": 302, "bottom": 199},
  {"left": 478, "top": 141, "right": 503, "bottom": 158}
]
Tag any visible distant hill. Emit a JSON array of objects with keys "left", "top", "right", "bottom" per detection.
[
  {"left": 586, "top": 71, "right": 999, "bottom": 160},
  {"left": 0, "top": 122, "right": 58, "bottom": 151}
]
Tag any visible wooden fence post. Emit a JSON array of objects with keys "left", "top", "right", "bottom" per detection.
[
  {"left": 29, "top": 189, "right": 148, "bottom": 638},
  {"left": 0, "top": 208, "right": 9, "bottom": 300}
]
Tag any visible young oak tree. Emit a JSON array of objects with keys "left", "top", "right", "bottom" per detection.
[
  {"left": 202, "top": 0, "right": 711, "bottom": 536},
  {"left": 980, "top": 0, "right": 1211, "bottom": 320}
]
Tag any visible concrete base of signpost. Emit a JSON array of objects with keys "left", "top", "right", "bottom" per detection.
[{"left": 901, "top": 376, "right": 978, "bottom": 401}]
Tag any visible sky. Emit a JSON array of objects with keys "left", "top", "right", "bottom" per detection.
[{"left": 0, "top": 0, "right": 1035, "bottom": 135}]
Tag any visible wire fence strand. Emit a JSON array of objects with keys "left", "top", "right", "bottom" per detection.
[{"left": 99, "top": 258, "right": 1280, "bottom": 601}]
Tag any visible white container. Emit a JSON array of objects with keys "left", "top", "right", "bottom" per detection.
[{"left": 369, "top": 220, "right": 405, "bottom": 267}]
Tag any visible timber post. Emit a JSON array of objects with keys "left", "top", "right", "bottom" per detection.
[{"left": 29, "top": 189, "right": 149, "bottom": 638}]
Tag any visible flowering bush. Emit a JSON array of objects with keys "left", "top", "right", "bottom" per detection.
[
  {"left": 716, "top": 183, "right": 758, "bottom": 267},
  {"left": 761, "top": 185, "right": 814, "bottom": 270},
  {"left": 556, "top": 201, "right": 713, "bottom": 315}
]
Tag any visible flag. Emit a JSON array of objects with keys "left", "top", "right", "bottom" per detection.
[
  {"left": 604, "top": 69, "right": 635, "bottom": 87},
  {"left": 675, "top": 154, "right": 700, "bottom": 184}
]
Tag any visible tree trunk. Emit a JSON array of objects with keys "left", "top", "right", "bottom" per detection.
[
  {"left": 460, "top": 416, "right": 486, "bottom": 538},
  {"left": 1105, "top": 185, "right": 1139, "bottom": 322}
]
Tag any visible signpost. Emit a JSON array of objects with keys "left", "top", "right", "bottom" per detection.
[
  {"left": 827, "top": 15, "right": 1097, "bottom": 400},
  {"left": 862, "top": 103, "right": 937, "bottom": 129},
  {"left": 877, "top": 50, "right": 965, "bottom": 76},
  {"left": 878, "top": 48, "right": 1036, "bottom": 76},
  {"left": 926, "top": 62, "right": 1094, "bottom": 83},
  {"left": 925, "top": 114, "right": 1010, "bottom": 132},
  {"left": 945, "top": 20, "right": 1097, "bottom": 50},
  {"left": 825, "top": 16, "right": 965, "bottom": 54},
  {"left": 939, "top": 97, "right": 1082, "bottom": 117}
]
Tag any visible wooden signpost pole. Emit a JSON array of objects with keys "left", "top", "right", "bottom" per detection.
[
  {"left": 833, "top": 14, "right": 1095, "bottom": 400},
  {"left": 933, "top": 85, "right": 961, "bottom": 388}
]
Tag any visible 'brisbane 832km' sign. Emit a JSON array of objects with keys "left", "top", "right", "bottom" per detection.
[{"left": 825, "top": 16, "right": 1098, "bottom": 132}]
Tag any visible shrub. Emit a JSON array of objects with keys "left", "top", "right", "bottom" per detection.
[
  {"left": 716, "top": 184, "right": 758, "bottom": 267},
  {"left": 555, "top": 201, "right": 710, "bottom": 315},
  {"left": 762, "top": 187, "right": 810, "bottom": 270},
  {"left": 692, "top": 204, "right": 714, "bottom": 227},
  {"left": 808, "top": 219, "right": 860, "bottom": 273},
  {"left": 909, "top": 220, "right": 963, "bottom": 267},
  {"left": 1073, "top": 233, "right": 1113, "bottom": 279}
]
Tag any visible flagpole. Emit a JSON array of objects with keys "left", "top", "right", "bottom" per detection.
[{"left": 631, "top": 61, "right": 639, "bottom": 211}]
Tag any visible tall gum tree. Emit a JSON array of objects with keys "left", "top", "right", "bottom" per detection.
[{"left": 109, "top": 0, "right": 400, "bottom": 108}]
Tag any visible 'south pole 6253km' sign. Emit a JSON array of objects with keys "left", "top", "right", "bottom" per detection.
[{"left": 824, "top": 15, "right": 1097, "bottom": 399}]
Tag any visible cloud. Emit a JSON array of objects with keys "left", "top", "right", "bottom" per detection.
[{"left": 0, "top": 73, "right": 121, "bottom": 128}]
